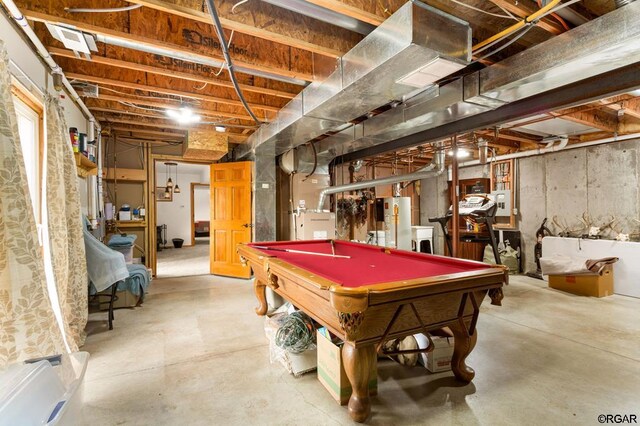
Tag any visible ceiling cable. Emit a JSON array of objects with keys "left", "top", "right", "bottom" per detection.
[
  {"left": 65, "top": 3, "right": 142, "bottom": 13},
  {"left": 204, "top": 0, "right": 262, "bottom": 124},
  {"left": 449, "top": 0, "right": 518, "bottom": 20}
]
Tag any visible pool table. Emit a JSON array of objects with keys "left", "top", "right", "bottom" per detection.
[{"left": 237, "top": 240, "right": 507, "bottom": 422}]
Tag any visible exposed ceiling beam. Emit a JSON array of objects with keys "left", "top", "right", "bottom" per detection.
[
  {"left": 88, "top": 107, "right": 258, "bottom": 129},
  {"left": 125, "top": 0, "right": 352, "bottom": 57},
  {"left": 486, "top": 0, "right": 566, "bottom": 35},
  {"left": 598, "top": 95, "right": 640, "bottom": 121},
  {"left": 549, "top": 106, "right": 618, "bottom": 132},
  {"left": 302, "top": 0, "right": 385, "bottom": 25},
  {"left": 104, "top": 127, "right": 186, "bottom": 138},
  {"left": 48, "top": 47, "right": 297, "bottom": 100},
  {"left": 66, "top": 73, "right": 278, "bottom": 117},
  {"left": 23, "top": 10, "right": 315, "bottom": 82},
  {"left": 476, "top": 129, "right": 542, "bottom": 147},
  {"left": 90, "top": 94, "right": 271, "bottom": 122},
  {"left": 96, "top": 116, "right": 251, "bottom": 141}
]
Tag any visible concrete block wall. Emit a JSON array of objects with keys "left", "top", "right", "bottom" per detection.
[{"left": 420, "top": 138, "right": 640, "bottom": 273}]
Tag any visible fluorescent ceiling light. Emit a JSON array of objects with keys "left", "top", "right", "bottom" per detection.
[
  {"left": 396, "top": 57, "right": 466, "bottom": 89},
  {"left": 165, "top": 107, "right": 201, "bottom": 124},
  {"left": 215, "top": 126, "right": 226, "bottom": 133},
  {"left": 447, "top": 149, "right": 470, "bottom": 158}
]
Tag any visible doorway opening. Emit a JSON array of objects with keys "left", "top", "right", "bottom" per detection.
[{"left": 155, "top": 160, "right": 210, "bottom": 278}]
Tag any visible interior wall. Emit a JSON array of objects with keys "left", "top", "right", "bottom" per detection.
[
  {"left": 156, "top": 164, "right": 209, "bottom": 244},
  {"left": 419, "top": 139, "right": 640, "bottom": 272},
  {"left": 194, "top": 186, "right": 210, "bottom": 222},
  {"left": 1, "top": 11, "right": 90, "bottom": 212}
]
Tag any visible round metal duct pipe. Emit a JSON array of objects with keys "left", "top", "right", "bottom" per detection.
[{"left": 616, "top": 0, "right": 636, "bottom": 7}]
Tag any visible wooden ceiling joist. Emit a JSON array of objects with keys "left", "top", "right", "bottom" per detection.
[
  {"left": 90, "top": 106, "right": 258, "bottom": 130},
  {"left": 550, "top": 107, "right": 618, "bottom": 133},
  {"left": 598, "top": 95, "right": 640, "bottom": 121},
  {"left": 23, "top": 10, "right": 315, "bottom": 82},
  {"left": 97, "top": 116, "right": 250, "bottom": 141},
  {"left": 48, "top": 47, "right": 296, "bottom": 100},
  {"left": 124, "top": 0, "right": 359, "bottom": 58},
  {"left": 90, "top": 94, "right": 269, "bottom": 123},
  {"left": 105, "top": 127, "right": 186, "bottom": 138},
  {"left": 66, "top": 73, "right": 278, "bottom": 117},
  {"left": 486, "top": 0, "right": 566, "bottom": 35},
  {"left": 301, "top": 0, "right": 386, "bottom": 26}
]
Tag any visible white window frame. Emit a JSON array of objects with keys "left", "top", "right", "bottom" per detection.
[{"left": 11, "top": 80, "right": 44, "bottom": 225}]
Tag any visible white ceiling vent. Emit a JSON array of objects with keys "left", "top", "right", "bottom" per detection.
[
  {"left": 45, "top": 23, "right": 97, "bottom": 55},
  {"left": 397, "top": 58, "right": 466, "bottom": 89}
]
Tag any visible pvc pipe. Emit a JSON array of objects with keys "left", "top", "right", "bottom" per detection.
[{"left": 458, "top": 133, "right": 640, "bottom": 168}]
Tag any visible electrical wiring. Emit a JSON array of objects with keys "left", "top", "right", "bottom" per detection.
[
  {"left": 98, "top": 85, "right": 199, "bottom": 104},
  {"left": 231, "top": 0, "right": 250, "bottom": 14},
  {"left": 212, "top": 30, "right": 235, "bottom": 77},
  {"left": 536, "top": 0, "right": 570, "bottom": 31},
  {"left": 449, "top": 0, "right": 518, "bottom": 20},
  {"left": 473, "top": 24, "right": 535, "bottom": 63},
  {"left": 118, "top": 101, "right": 165, "bottom": 113},
  {"left": 204, "top": 0, "right": 262, "bottom": 124},
  {"left": 472, "top": 0, "right": 562, "bottom": 52},
  {"left": 65, "top": 3, "right": 142, "bottom": 13},
  {"left": 493, "top": 2, "right": 519, "bottom": 20}
]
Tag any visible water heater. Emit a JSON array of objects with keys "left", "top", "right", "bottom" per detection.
[{"left": 384, "top": 197, "right": 411, "bottom": 250}]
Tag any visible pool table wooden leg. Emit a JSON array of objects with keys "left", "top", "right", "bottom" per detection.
[
  {"left": 342, "top": 343, "right": 376, "bottom": 423},
  {"left": 449, "top": 318, "right": 478, "bottom": 383},
  {"left": 253, "top": 279, "right": 268, "bottom": 316}
]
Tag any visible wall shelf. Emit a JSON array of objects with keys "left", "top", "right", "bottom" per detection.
[
  {"left": 102, "top": 168, "right": 147, "bottom": 182},
  {"left": 75, "top": 152, "right": 98, "bottom": 178},
  {"left": 116, "top": 221, "right": 147, "bottom": 228}
]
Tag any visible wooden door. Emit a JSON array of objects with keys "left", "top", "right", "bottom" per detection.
[{"left": 210, "top": 162, "right": 252, "bottom": 278}]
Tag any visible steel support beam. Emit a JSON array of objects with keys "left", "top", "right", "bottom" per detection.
[{"left": 336, "top": 63, "right": 640, "bottom": 162}]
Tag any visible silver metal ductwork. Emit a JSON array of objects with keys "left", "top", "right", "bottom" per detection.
[
  {"left": 615, "top": 0, "right": 636, "bottom": 8},
  {"left": 300, "top": 2, "right": 640, "bottom": 164},
  {"left": 236, "top": 2, "right": 472, "bottom": 158},
  {"left": 315, "top": 145, "right": 446, "bottom": 211},
  {"left": 468, "top": 1, "right": 640, "bottom": 105}
]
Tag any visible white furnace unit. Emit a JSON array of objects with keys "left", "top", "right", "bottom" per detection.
[{"left": 294, "top": 211, "right": 336, "bottom": 240}]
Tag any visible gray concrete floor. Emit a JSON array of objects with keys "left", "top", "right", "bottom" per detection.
[
  {"left": 156, "top": 237, "right": 209, "bottom": 278},
  {"left": 82, "top": 275, "right": 640, "bottom": 425}
]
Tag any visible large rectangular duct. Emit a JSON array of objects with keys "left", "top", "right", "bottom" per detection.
[
  {"left": 470, "top": 1, "right": 640, "bottom": 104},
  {"left": 310, "top": 2, "right": 640, "bottom": 164},
  {"left": 236, "top": 1, "right": 471, "bottom": 158}
]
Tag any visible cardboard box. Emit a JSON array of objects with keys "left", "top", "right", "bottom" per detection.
[
  {"left": 316, "top": 330, "right": 377, "bottom": 405},
  {"left": 415, "top": 334, "right": 455, "bottom": 373},
  {"left": 548, "top": 264, "right": 614, "bottom": 297}
]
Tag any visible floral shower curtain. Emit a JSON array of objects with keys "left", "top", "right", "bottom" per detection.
[
  {"left": 45, "top": 97, "right": 88, "bottom": 350},
  {"left": 0, "top": 41, "right": 65, "bottom": 367}
]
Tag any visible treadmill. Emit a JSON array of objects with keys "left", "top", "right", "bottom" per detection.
[{"left": 429, "top": 194, "right": 502, "bottom": 264}]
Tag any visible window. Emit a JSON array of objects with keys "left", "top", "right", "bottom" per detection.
[{"left": 11, "top": 81, "right": 43, "bottom": 223}]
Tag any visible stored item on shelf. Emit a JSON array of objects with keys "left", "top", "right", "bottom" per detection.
[{"left": 69, "top": 127, "right": 79, "bottom": 152}]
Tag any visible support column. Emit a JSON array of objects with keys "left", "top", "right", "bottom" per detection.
[{"left": 252, "top": 145, "right": 277, "bottom": 242}]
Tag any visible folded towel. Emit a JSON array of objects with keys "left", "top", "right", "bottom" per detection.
[{"left": 108, "top": 234, "right": 137, "bottom": 248}]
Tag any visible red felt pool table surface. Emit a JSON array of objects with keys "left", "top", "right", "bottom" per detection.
[{"left": 248, "top": 240, "right": 492, "bottom": 288}]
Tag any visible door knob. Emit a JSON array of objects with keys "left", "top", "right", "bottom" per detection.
[{"left": 242, "top": 223, "right": 254, "bottom": 228}]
